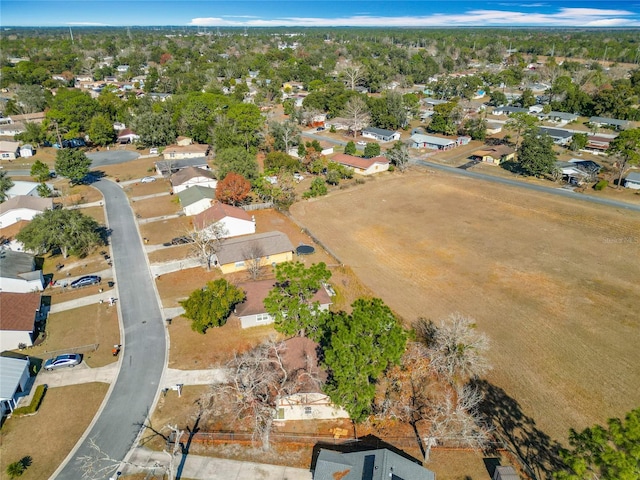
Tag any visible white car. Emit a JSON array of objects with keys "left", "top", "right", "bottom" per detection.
[
  {"left": 140, "top": 176, "right": 156, "bottom": 183},
  {"left": 293, "top": 173, "right": 304, "bottom": 182},
  {"left": 149, "top": 147, "right": 159, "bottom": 154},
  {"left": 357, "top": 141, "right": 367, "bottom": 146}
]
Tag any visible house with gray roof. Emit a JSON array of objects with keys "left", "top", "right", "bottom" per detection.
[
  {"left": 0, "top": 249, "right": 45, "bottom": 293},
  {"left": 170, "top": 166, "right": 217, "bottom": 194},
  {"left": 362, "top": 127, "right": 401, "bottom": 143},
  {"left": 0, "top": 356, "right": 30, "bottom": 417},
  {"left": 589, "top": 116, "right": 631, "bottom": 130},
  {"left": 624, "top": 171, "right": 640, "bottom": 190},
  {"left": 313, "top": 448, "right": 435, "bottom": 480},
  {"left": 176, "top": 185, "right": 216, "bottom": 216},
  {"left": 538, "top": 127, "right": 573, "bottom": 145},
  {"left": 543, "top": 111, "right": 579, "bottom": 123},
  {"left": 155, "top": 157, "right": 210, "bottom": 176},
  {"left": 410, "top": 133, "right": 456, "bottom": 150},
  {"left": 492, "top": 106, "right": 529, "bottom": 116},
  {"left": 214, "top": 231, "right": 293, "bottom": 274}
]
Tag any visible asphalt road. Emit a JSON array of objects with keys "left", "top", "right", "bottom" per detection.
[
  {"left": 87, "top": 150, "right": 140, "bottom": 166},
  {"left": 54, "top": 179, "right": 167, "bottom": 479},
  {"left": 413, "top": 159, "right": 640, "bottom": 213}
]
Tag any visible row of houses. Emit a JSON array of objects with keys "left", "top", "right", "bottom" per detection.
[
  {"left": 0, "top": 141, "right": 35, "bottom": 160},
  {"left": 492, "top": 105, "right": 631, "bottom": 130}
]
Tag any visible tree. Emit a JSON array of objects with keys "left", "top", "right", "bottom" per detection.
[
  {"left": 215, "top": 172, "right": 251, "bottom": 206},
  {"left": 386, "top": 141, "right": 410, "bottom": 172},
  {"left": 225, "top": 103, "right": 264, "bottom": 150},
  {"left": 344, "top": 141, "right": 356, "bottom": 155},
  {"left": 133, "top": 112, "right": 176, "bottom": 147},
  {"left": 428, "top": 101, "right": 459, "bottom": 136},
  {"left": 30, "top": 159, "right": 51, "bottom": 183},
  {"left": 88, "top": 115, "right": 116, "bottom": 146},
  {"left": 180, "top": 279, "right": 245, "bottom": 333},
  {"left": 556, "top": 407, "right": 640, "bottom": 480},
  {"left": 189, "top": 222, "right": 227, "bottom": 271},
  {"left": 607, "top": 128, "right": 640, "bottom": 189},
  {"left": 518, "top": 132, "right": 558, "bottom": 178},
  {"left": 36, "top": 183, "right": 52, "bottom": 198},
  {"left": 264, "top": 261, "right": 332, "bottom": 338},
  {"left": 343, "top": 96, "right": 370, "bottom": 136},
  {"left": 322, "top": 297, "right": 407, "bottom": 422},
  {"left": 0, "top": 171, "right": 15, "bottom": 202},
  {"left": 264, "top": 151, "right": 299, "bottom": 173},
  {"left": 363, "top": 142, "right": 381, "bottom": 158},
  {"left": 16, "top": 208, "right": 103, "bottom": 258},
  {"left": 461, "top": 117, "right": 487, "bottom": 141},
  {"left": 340, "top": 64, "right": 365, "bottom": 91},
  {"left": 54, "top": 149, "right": 92, "bottom": 184},
  {"left": 243, "top": 241, "right": 265, "bottom": 280},
  {"left": 269, "top": 120, "right": 299, "bottom": 153},
  {"left": 505, "top": 112, "right": 539, "bottom": 151},
  {"left": 15, "top": 122, "right": 45, "bottom": 146},
  {"left": 46, "top": 88, "right": 98, "bottom": 138},
  {"left": 215, "top": 147, "right": 259, "bottom": 181},
  {"left": 570, "top": 133, "right": 588, "bottom": 152},
  {"left": 303, "top": 177, "right": 328, "bottom": 198}
]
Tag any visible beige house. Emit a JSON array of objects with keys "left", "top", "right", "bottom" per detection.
[
  {"left": 470, "top": 145, "right": 516, "bottom": 165},
  {"left": 0, "top": 141, "right": 20, "bottom": 161},
  {"left": 214, "top": 231, "right": 293, "bottom": 274},
  {"left": 331, "top": 153, "right": 390, "bottom": 176},
  {"left": 162, "top": 143, "right": 209, "bottom": 160}
]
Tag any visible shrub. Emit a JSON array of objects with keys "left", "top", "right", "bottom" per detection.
[
  {"left": 594, "top": 179, "right": 608, "bottom": 191},
  {"left": 12, "top": 384, "right": 47, "bottom": 416},
  {"left": 6, "top": 461, "right": 25, "bottom": 479}
]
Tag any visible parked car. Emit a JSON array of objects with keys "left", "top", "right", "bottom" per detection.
[
  {"left": 293, "top": 173, "right": 304, "bottom": 182},
  {"left": 140, "top": 176, "right": 156, "bottom": 183},
  {"left": 44, "top": 354, "right": 82, "bottom": 371},
  {"left": 149, "top": 147, "right": 159, "bottom": 154},
  {"left": 163, "top": 236, "right": 195, "bottom": 247},
  {"left": 316, "top": 126, "right": 325, "bottom": 131},
  {"left": 357, "top": 141, "right": 367, "bottom": 146},
  {"left": 70, "top": 275, "right": 101, "bottom": 288}
]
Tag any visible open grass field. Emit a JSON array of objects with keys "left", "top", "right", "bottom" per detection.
[
  {"left": 289, "top": 167, "right": 640, "bottom": 448},
  {"left": 0, "top": 383, "right": 109, "bottom": 480}
]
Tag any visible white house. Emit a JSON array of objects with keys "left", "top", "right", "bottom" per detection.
[
  {"left": 0, "top": 195, "right": 52, "bottom": 229},
  {"left": 624, "top": 171, "right": 640, "bottom": 190},
  {"left": 18, "top": 144, "right": 34, "bottom": 157},
  {"left": 0, "top": 356, "right": 30, "bottom": 417},
  {"left": 331, "top": 153, "right": 390, "bottom": 176},
  {"left": 361, "top": 127, "right": 401, "bottom": 143},
  {"left": 176, "top": 185, "right": 216, "bottom": 216},
  {"left": 410, "top": 133, "right": 456, "bottom": 150},
  {"left": 0, "top": 292, "right": 42, "bottom": 352},
  {"left": 0, "top": 250, "right": 45, "bottom": 293},
  {"left": 0, "top": 123, "right": 25, "bottom": 137},
  {"left": 234, "top": 279, "right": 332, "bottom": 329},
  {"left": 170, "top": 166, "right": 218, "bottom": 194},
  {"left": 0, "top": 141, "right": 20, "bottom": 161},
  {"left": 194, "top": 202, "right": 255, "bottom": 239},
  {"left": 116, "top": 129, "right": 139, "bottom": 144},
  {"left": 5, "top": 181, "right": 41, "bottom": 199}
]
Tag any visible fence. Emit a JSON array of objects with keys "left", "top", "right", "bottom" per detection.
[
  {"left": 242, "top": 202, "right": 273, "bottom": 211},
  {"left": 38, "top": 343, "right": 100, "bottom": 357}
]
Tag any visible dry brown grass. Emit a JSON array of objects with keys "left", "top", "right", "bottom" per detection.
[
  {"left": 132, "top": 195, "right": 182, "bottom": 219},
  {"left": 97, "top": 155, "right": 160, "bottom": 181},
  {"left": 140, "top": 216, "right": 193, "bottom": 245},
  {"left": 289, "top": 168, "right": 640, "bottom": 444},
  {"left": 0, "top": 383, "right": 109, "bottom": 480},
  {"left": 27, "top": 303, "right": 120, "bottom": 368},
  {"left": 124, "top": 179, "right": 172, "bottom": 198},
  {"left": 147, "top": 244, "right": 193, "bottom": 263}
]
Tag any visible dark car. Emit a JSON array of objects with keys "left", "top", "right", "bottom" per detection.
[
  {"left": 44, "top": 353, "right": 82, "bottom": 371},
  {"left": 163, "top": 236, "right": 195, "bottom": 247},
  {"left": 70, "top": 275, "right": 101, "bottom": 288}
]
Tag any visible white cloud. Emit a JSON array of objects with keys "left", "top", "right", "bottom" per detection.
[{"left": 189, "top": 7, "right": 640, "bottom": 27}]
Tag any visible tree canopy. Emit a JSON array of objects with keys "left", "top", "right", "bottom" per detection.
[
  {"left": 607, "top": 128, "right": 640, "bottom": 189},
  {"left": 215, "top": 147, "right": 259, "bottom": 181},
  {"left": 16, "top": 208, "right": 104, "bottom": 258},
  {"left": 215, "top": 172, "right": 251, "bottom": 206},
  {"left": 517, "top": 132, "right": 557, "bottom": 177},
  {"left": 54, "top": 149, "right": 92, "bottom": 184},
  {"left": 180, "top": 279, "right": 246, "bottom": 333}
]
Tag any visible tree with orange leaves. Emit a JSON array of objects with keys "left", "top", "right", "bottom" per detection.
[{"left": 215, "top": 172, "right": 251, "bottom": 206}]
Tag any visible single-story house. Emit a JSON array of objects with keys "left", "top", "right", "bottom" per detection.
[
  {"left": 538, "top": 127, "right": 573, "bottom": 146},
  {"left": 116, "top": 129, "right": 140, "bottom": 144},
  {"left": 0, "top": 356, "right": 30, "bottom": 417},
  {"left": 543, "top": 111, "right": 579, "bottom": 123},
  {"left": 9, "top": 112, "right": 46, "bottom": 124},
  {"left": 589, "top": 116, "right": 630, "bottom": 130},
  {"left": 0, "top": 141, "right": 20, "bottom": 160},
  {"left": 148, "top": 92, "right": 172, "bottom": 102},
  {"left": 410, "top": 133, "right": 456, "bottom": 150},
  {"left": 556, "top": 161, "right": 594, "bottom": 185},
  {"left": 324, "top": 117, "right": 353, "bottom": 131},
  {"left": 214, "top": 231, "right": 294, "bottom": 274},
  {"left": 470, "top": 145, "right": 516, "bottom": 165},
  {"left": 313, "top": 448, "right": 435, "bottom": 480},
  {"left": 0, "top": 292, "right": 42, "bottom": 352},
  {"left": 423, "top": 97, "right": 449, "bottom": 109},
  {"left": 176, "top": 136, "right": 194, "bottom": 146},
  {"left": 0, "top": 249, "right": 45, "bottom": 293},
  {"left": 492, "top": 106, "right": 529, "bottom": 116},
  {"left": 0, "top": 123, "right": 25, "bottom": 137},
  {"left": 0, "top": 195, "right": 52, "bottom": 229},
  {"left": 170, "top": 166, "right": 218, "bottom": 194},
  {"left": 331, "top": 153, "right": 390, "bottom": 176},
  {"left": 234, "top": 279, "right": 331, "bottom": 329},
  {"left": 177, "top": 185, "right": 216, "bottom": 216},
  {"left": 193, "top": 202, "right": 255, "bottom": 239},
  {"left": 5, "top": 181, "right": 41, "bottom": 199},
  {"left": 361, "top": 127, "right": 401, "bottom": 143},
  {"left": 486, "top": 123, "right": 503, "bottom": 135},
  {"left": 163, "top": 143, "right": 210, "bottom": 160},
  {"left": 18, "top": 144, "right": 34, "bottom": 157},
  {"left": 624, "top": 171, "right": 640, "bottom": 190},
  {"left": 155, "top": 157, "right": 210, "bottom": 176},
  {"left": 584, "top": 135, "right": 613, "bottom": 153}
]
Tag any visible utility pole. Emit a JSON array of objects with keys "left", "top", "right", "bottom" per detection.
[{"left": 69, "top": 26, "right": 74, "bottom": 44}]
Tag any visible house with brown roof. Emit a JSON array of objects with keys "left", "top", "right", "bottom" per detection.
[
  {"left": 170, "top": 166, "right": 218, "bottom": 194},
  {"left": 163, "top": 143, "right": 210, "bottom": 160},
  {"left": 0, "top": 292, "right": 42, "bottom": 352},
  {"left": 214, "top": 231, "right": 294, "bottom": 274},
  {"left": 0, "top": 249, "right": 45, "bottom": 293},
  {"left": 234, "top": 278, "right": 331, "bottom": 329},
  {"left": 0, "top": 195, "right": 53, "bottom": 229},
  {"left": 0, "top": 141, "right": 20, "bottom": 160},
  {"left": 470, "top": 145, "right": 516, "bottom": 165},
  {"left": 194, "top": 202, "right": 255, "bottom": 239},
  {"left": 116, "top": 129, "right": 140, "bottom": 144},
  {"left": 331, "top": 153, "right": 390, "bottom": 176}
]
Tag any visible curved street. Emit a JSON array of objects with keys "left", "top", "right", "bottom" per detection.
[{"left": 53, "top": 179, "right": 167, "bottom": 479}]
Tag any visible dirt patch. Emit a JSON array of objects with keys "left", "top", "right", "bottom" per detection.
[
  {"left": 0, "top": 383, "right": 109, "bottom": 480},
  {"left": 289, "top": 168, "right": 640, "bottom": 443},
  {"left": 132, "top": 195, "right": 182, "bottom": 218},
  {"left": 96, "top": 154, "right": 160, "bottom": 181},
  {"left": 140, "top": 216, "right": 193, "bottom": 245}
]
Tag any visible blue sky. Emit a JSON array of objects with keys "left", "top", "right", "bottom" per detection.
[{"left": 2, "top": 1, "right": 640, "bottom": 27}]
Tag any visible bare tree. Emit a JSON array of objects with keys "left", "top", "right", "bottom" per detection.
[
  {"left": 340, "top": 64, "right": 365, "bottom": 91},
  {"left": 243, "top": 241, "right": 265, "bottom": 280},
  {"left": 342, "top": 96, "right": 370, "bottom": 137},
  {"left": 386, "top": 142, "right": 410, "bottom": 172},
  {"left": 189, "top": 221, "right": 228, "bottom": 271},
  {"left": 269, "top": 119, "right": 300, "bottom": 153}
]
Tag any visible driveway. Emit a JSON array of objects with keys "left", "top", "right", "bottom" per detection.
[
  {"left": 87, "top": 150, "right": 139, "bottom": 167},
  {"left": 53, "top": 179, "right": 167, "bottom": 479}
]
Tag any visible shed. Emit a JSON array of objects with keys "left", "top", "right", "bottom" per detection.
[
  {"left": 0, "top": 356, "right": 30, "bottom": 417},
  {"left": 624, "top": 171, "right": 640, "bottom": 190},
  {"left": 493, "top": 465, "right": 520, "bottom": 480}
]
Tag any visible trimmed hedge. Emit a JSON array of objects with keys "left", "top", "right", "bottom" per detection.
[
  {"left": 594, "top": 179, "right": 608, "bottom": 191},
  {"left": 12, "top": 384, "right": 47, "bottom": 416}
]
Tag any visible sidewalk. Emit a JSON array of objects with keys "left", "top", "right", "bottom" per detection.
[
  {"left": 124, "top": 447, "right": 313, "bottom": 480},
  {"left": 150, "top": 258, "right": 201, "bottom": 276},
  {"left": 48, "top": 288, "right": 117, "bottom": 313}
]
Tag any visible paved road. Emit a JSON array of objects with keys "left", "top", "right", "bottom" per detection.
[
  {"left": 53, "top": 179, "right": 167, "bottom": 479},
  {"left": 413, "top": 159, "right": 640, "bottom": 213},
  {"left": 87, "top": 150, "right": 140, "bottom": 166}
]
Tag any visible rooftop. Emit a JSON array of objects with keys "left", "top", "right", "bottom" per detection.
[
  {"left": 170, "top": 166, "right": 216, "bottom": 186},
  {"left": 0, "top": 291, "right": 41, "bottom": 332},
  {"left": 216, "top": 231, "right": 293, "bottom": 265},
  {"left": 194, "top": 202, "right": 252, "bottom": 229}
]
